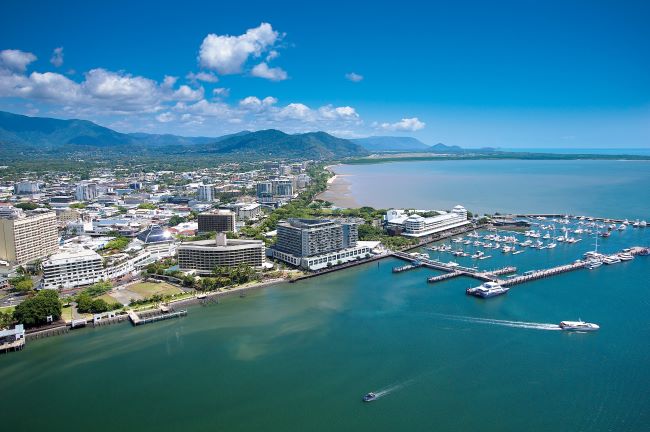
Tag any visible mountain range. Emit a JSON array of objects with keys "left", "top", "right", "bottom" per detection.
[{"left": 0, "top": 110, "right": 466, "bottom": 161}]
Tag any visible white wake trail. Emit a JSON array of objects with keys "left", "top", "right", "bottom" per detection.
[{"left": 433, "top": 313, "right": 562, "bottom": 331}]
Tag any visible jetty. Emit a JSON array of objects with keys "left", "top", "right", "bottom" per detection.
[
  {"left": 392, "top": 262, "right": 423, "bottom": 273},
  {"left": 128, "top": 307, "right": 187, "bottom": 326},
  {"left": 392, "top": 251, "right": 517, "bottom": 284}
]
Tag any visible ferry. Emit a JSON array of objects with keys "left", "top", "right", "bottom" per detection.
[
  {"left": 363, "top": 392, "right": 378, "bottom": 402},
  {"left": 559, "top": 320, "right": 600, "bottom": 332},
  {"left": 466, "top": 281, "right": 510, "bottom": 298}
]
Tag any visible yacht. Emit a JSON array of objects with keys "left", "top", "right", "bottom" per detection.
[
  {"left": 466, "top": 281, "right": 510, "bottom": 298},
  {"left": 617, "top": 224, "right": 626, "bottom": 231},
  {"left": 363, "top": 392, "right": 378, "bottom": 402},
  {"left": 502, "top": 245, "right": 512, "bottom": 253},
  {"left": 471, "top": 251, "right": 485, "bottom": 259},
  {"left": 640, "top": 220, "right": 647, "bottom": 228},
  {"left": 603, "top": 256, "right": 621, "bottom": 265},
  {"left": 586, "top": 260, "right": 602, "bottom": 270},
  {"left": 559, "top": 320, "right": 600, "bottom": 332},
  {"left": 618, "top": 252, "right": 634, "bottom": 261},
  {"left": 447, "top": 261, "right": 460, "bottom": 267},
  {"left": 599, "top": 231, "right": 611, "bottom": 238},
  {"left": 547, "top": 243, "right": 557, "bottom": 249}
]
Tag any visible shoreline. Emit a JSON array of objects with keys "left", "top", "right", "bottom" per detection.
[{"left": 316, "top": 165, "right": 359, "bottom": 208}]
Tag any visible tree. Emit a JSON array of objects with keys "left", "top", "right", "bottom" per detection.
[
  {"left": 0, "top": 310, "right": 14, "bottom": 329},
  {"left": 13, "top": 290, "right": 62, "bottom": 327},
  {"left": 138, "top": 203, "right": 158, "bottom": 210},
  {"left": 168, "top": 215, "right": 186, "bottom": 227},
  {"left": 14, "top": 202, "right": 38, "bottom": 211},
  {"left": 13, "top": 278, "right": 33, "bottom": 293},
  {"left": 104, "top": 236, "right": 130, "bottom": 251}
]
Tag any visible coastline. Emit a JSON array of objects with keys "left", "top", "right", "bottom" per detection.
[{"left": 315, "top": 165, "right": 358, "bottom": 208}]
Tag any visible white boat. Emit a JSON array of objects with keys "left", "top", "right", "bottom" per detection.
[
  {"left": 618, "top": 252, "right": 634, "bottom": 261},
  {"left": 640, "top": 220, "right": 647, "bottom": 227},
  {"left": 559, "top": 320, "right": 600, "bottom": 332},
  {"left": 617, "top": 224, "right": 626, "bottom": 231},
  {"left": 363, "top": 392, "right": 378, "bottom": 402},
  {"left": 471, "top": 251, "right": 485, "bottom": 259},
  {"left": 466, "top": 281, "right": 510, "bottom": 298},
  {"left": 447, "top": 261, "right": 460, "bottom": 267},
  {"left": 586, "top": 260, "right": 602, "bottom": 270},
  {"left": 603, "top": 256, "right": 621, "bottom": 265},
  {"left": 547, "top": 243, "right": 557, "bottom": 249}
]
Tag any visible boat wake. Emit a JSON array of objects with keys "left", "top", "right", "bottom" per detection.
[
  {"left": 434, "top": 314, "right": 562, "bottom": 331},
  {"left": 371, "top": 380, "right": 414, "bottom": 399}
]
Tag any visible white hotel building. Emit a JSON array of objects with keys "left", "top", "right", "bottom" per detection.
[{"left": 385, "top": 205, "right": 471, "bottom": 237}]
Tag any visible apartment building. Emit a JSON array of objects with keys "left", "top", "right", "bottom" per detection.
[
  {"left": 0, "top": 210, "right": 59, "bottom": 265},
  {"left": 178, "top": 233, "right": 265, "bottom": 274}
]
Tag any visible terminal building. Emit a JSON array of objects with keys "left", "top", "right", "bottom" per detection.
[
  {"left": 384, "top": 205, "right": 470, "bottom": 238},
  {"left": 0, "top": 209, "right": 59, "bottom": 265},
  {"left": 178, "top": 233, "right": 265, "bottom": 274},
  {"left": 272, "top": 218, "right": 371, "bottom": 270}
]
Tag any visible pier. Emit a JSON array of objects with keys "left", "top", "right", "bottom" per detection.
[
  {"left": 392, "top": 251, "right": 517, "bottom": 284},
  {"left": 500, "top": 262, "right": 586, "bottom": 287},
  {"left": 128, "top": 308, "right": 187, "bottom": 326},
  {"left": 392, "top": 262, "right": 423, "bottom": 273}
]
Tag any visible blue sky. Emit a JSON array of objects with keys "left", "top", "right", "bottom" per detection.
[{"left": 1, "top": 0, "right": 648, "bottom": 148}]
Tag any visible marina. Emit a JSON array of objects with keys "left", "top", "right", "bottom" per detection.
[{"left": 128, "top": 307, "right": 188, "bottom": 326}]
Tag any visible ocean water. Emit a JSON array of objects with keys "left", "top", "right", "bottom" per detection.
[
  {"left": 332, "top": 160, "right": 650, "bottom": 219},
  {"left": 503, "top": 148, "right": 650, "bottom": 156},
  {"left": 1, "top": 162, "right": 649, "bottom": 431}
]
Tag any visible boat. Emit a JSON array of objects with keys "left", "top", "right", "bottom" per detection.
[
  {"left": 603, "top": 256, "right": 621, "bottom": 265},
  {"left": 559, "top": 320, "right": 600, "bottom": 332},
  {"left": 586, "top": 260, "right": 602, "bottom": 270},
  {"left": 447, "top": 261, "right": 460, "bottom": 267},
  {"left": 363, "top": 392, "right": 378, "bottom": 402},
  {"left": 640, "top": 220, "right": 647, "bottom": 227},
  {"left": 547, "top": 243, "right": 557, "bottom": 249},
  {"left": 471, "top": 251, "right": 485, "bottom": 259},
  {"left": 617, "top": 224, "right": 626, "bottom": 231},
  {"left": 618, "top": 252, "right": 634, "bottom": 261},
  {"left": 196, "top": 293, "right": 207, "bottom": 299},
  {"left": 466, "top": 281, "right": 510, "bottom": 298},
  {"left": 599, "top": 231, "right": 610, "bottom": 238}
]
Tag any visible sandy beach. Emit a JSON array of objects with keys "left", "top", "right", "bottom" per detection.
[{"left": 316, "top": 165, "right": 358, "bottom": 208}]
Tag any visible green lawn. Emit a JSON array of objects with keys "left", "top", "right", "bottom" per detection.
[
  {"left": 127, "top": 282, "right": 182, "bottom": 297},
  {"left": 97, "top": 293, "right": 121, "bottom": 305}
]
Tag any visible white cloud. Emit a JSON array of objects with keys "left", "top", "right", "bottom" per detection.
[
  {"left": 379, "top": 117, "right": 425, "bottom": 131},
  {"left": 198, "top": 22, "right": 281, "bottom": 74},
  {"left": 0, "top": 49, "right": 37, "bottom": 72},
  {"left": 173, "top": 84, "right": 204, "bottom": 102},
  {"left": 250, "top": 62, "right": 288, "bottom": 81},
  {"left": 156, "top": 112, "right": 175, "bottom": 123},
  {"left": 186, "top": 71, "right": 218, "bottom": 83},
  {"left": 162, "top": 75, "right": 178, "bottom": 88},
  {"left": 50, "top": 47, "right": 64, "bottom": 67},
  {"left": 318, "top": 105, "right": 359, "bottom": 120},
  {"left": 212, "top": 87, "right": 230, "bottom": 97},
  {"left": 266, "top": 50, "right": 279, "bottom": 61},
  {"left": 345, "top": 72, "right": 363, "bottom": 82},
  {"left": 239, "top": 96, "right": 277, "bottom": 110}
]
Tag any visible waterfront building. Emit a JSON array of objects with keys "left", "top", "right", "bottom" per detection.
[
  {"left": 198, "top": 210, "right": 236, "bottom": 233},
  {"left": 178, "top": 233, "right": 265, "bottom": 274},
  {"left": 41, "top": 246, "right": 105, "bottom": 290},
  {"left": 75, "top": 182, "right": 98, "bottom": 201},
  {"left": 133, "top": 225, "right": 176, "bottom": 259},
  {"left": 272, "top": 218, "right": 369, "bottom": 270},
  {"left": 0, "top": 324, "right": 25, "bottom": 352},
  {"left": 385, "top": 205, "right": 470, "bottom": 237},
  {"left": 0, "top": 209, "right": 58, "bottom": 265}
]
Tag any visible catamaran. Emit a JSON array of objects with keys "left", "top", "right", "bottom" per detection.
[
  {"left": 466, "top": 281, "right": 510, "bottom": 298},
  {"left": 559, "top": 320, "right": 600, "bottom": 332}
]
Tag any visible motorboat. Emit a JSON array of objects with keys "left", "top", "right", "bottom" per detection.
[
  {"left": 586, "top": 260, "right": 602, "bottom": 270},
  {"left": 559, "top": 320, "right": 600, "bottom": 332},
  {"left": 617, "top": 224, "right": 626, "bottom": 231},
  {"left": 363, "top": 392, "right": 378, "bottom": 402},
  {"left": 466, "top": 281, "right": 509, "bottom": 298},
  {"left": 602, "top": 256, "right": 621, "bottom": 265},
  {"left": 618, "top": 252, "right": 634, "bottom": 261}
]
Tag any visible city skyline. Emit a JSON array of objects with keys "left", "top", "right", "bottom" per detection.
[{"left": 0, "top": 0, "right": 649, "bottom": 148}]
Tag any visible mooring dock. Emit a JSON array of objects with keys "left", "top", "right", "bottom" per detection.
[
  {"left": 128, "top": 308, "right": 187, "bottom": 326},
  {"left": 392, "top": 252, "right": 517, "bottom": 283}
]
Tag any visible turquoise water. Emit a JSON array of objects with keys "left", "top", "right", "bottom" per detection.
[
  {"left": 503, "top": 148, "right": 650, "bottom": 156},
  {"left": 1, "top": 162, "right": 649, "bottom": 431},
  {"left": 333, "top": 160, "right": 650, "bottom": 219}
]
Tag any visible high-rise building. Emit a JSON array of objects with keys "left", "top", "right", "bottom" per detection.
[
  {"left": 0, "top": 210, "right": 59, "bottom": 265},
  {"left": 197, "top": 210, "right": 236, "bottom": 233},
  {"left": 197, "top": 184, "right": 215, "bottom": 202},
  {"left": 272, "top": 218, "right": 369, "bottom": 269},
  {"left": 272, "top": 179, "right": 293, "bottom": 197},
  {"left": 13, "top": 181, "right": 41, "bottom": 195},
  {"left": 178, "top": 233, "right": 265, "bottom": 274},
  {"left": 41, "top": 247, "right": 105, "bottom": 290},
  {"left": 75, "top": 182, "right": 98, "bottom": 201}
]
